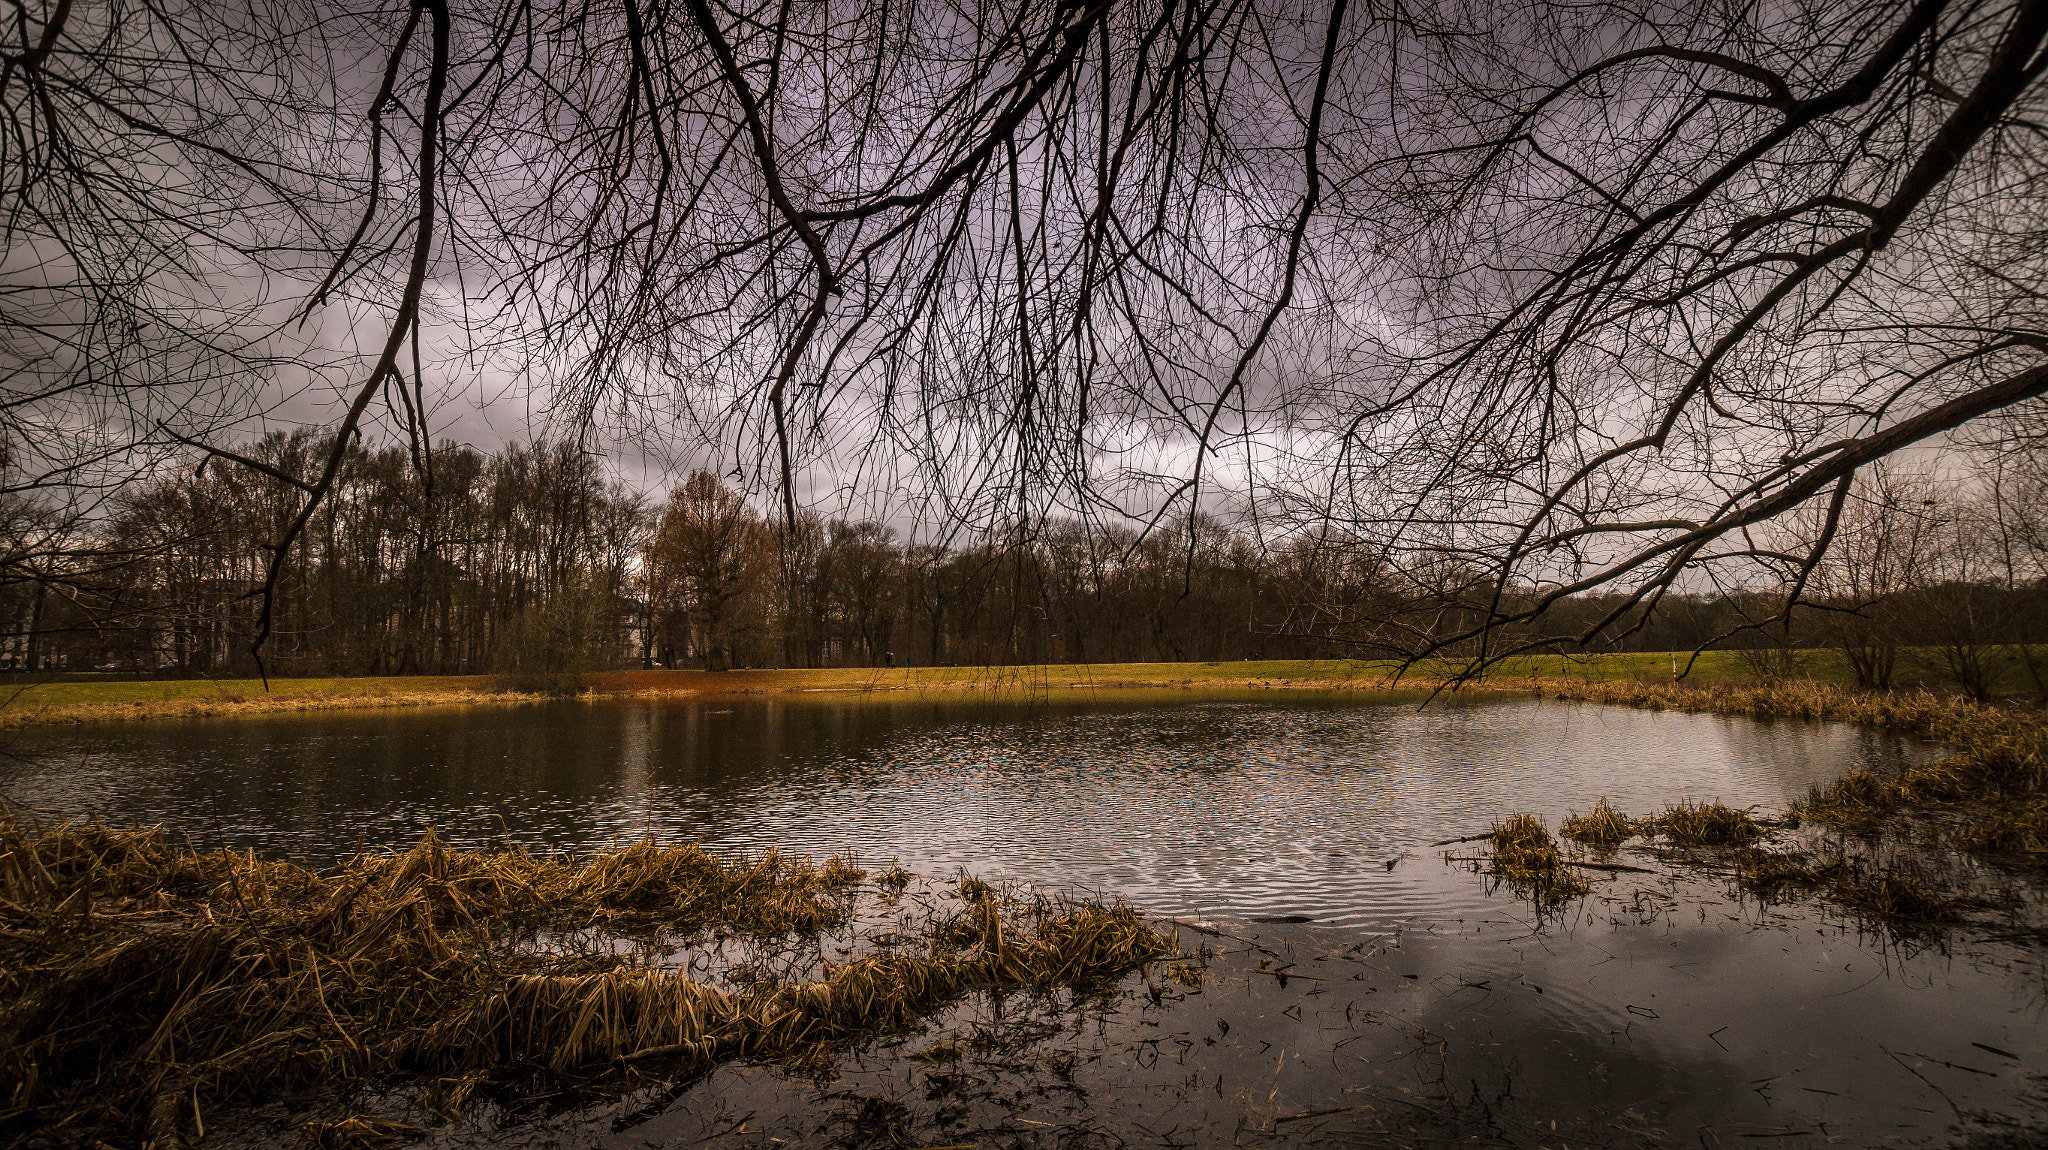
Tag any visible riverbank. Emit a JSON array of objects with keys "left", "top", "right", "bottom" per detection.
[
  {"left": 0, "top": 661, "right": 1405, "bottom": 729},
  {"left": 7, "top": 648, "right": 2038, "bottom": 729}
]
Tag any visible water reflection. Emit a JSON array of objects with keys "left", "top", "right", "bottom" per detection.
[{"left": 0, "top": 693, "right": 1934, "bottom": 929}]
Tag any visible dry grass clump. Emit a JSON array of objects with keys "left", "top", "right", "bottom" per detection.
[
  {"left": 1479, "top": 815, "right": 1589, "bottom": 904},
  {"left": 1639, "top": 801, "right": 1769, "bottom": 846},
  {"left": 1487, "top": 813, "right": 1554, "bottom": 863},
  {"left": 1798, "top": 757, "right": 1988, "bottom": 823},
  {"left": 558, "top": 839, "right": 864, "bottom": 932},
  {"left": 0, "top": 807, "right": 1171, "bottom": 1148},
  {"left": 409, "top": 895, "right": 1168, "bottom": 1072},
  {"left": 1559, "top": 799, "right": 1637, "bottom": 846}
]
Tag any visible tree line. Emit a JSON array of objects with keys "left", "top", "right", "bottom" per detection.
[
  {"left": 4, "top": 435, "right": 642, "bottom": 679},
  {"left": 2, "top": 438, "right": 2042, "bottom": 700}
]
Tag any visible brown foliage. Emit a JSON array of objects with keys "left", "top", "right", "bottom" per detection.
[{"left": 0, "top": 811, "right": 1170, "bottom": 1146}]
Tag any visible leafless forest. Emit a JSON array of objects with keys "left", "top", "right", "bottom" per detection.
[
  {"left": 2, "top": 0, "right": 2045, "bottom": 681},
  {"left": 7, "top": 431, "right": 2040, "bottom": 706}
]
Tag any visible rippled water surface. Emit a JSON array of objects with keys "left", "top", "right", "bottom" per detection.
[
  {"left": 0, "top": 691, "right": 1932, "bottom": 928},
  {"left": 10, "top": 692, "right": 2046, "bottom": 1148}
]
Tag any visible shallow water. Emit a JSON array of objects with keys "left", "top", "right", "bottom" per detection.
[
  {"left": 0, "top": 692, "right": 1930, "bottom": 929},
  {"left": 499, "top": 897, "right": 2048, "bottom": 1150},
  {"left": 7, "top": 692, "right": 2044, "bottom": 1148}
]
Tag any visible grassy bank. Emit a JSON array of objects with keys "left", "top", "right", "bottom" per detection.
[
  {"left": 0, "top": 660, "right": 1406, "bottom": 728},
  {"left": 0, "top": 679, "right": 555, "bottom": 730},
  {"left": 1, "top": 647, "right": 2039, "bottom": 729}
]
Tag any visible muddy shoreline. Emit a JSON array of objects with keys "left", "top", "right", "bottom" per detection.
[
  {"left": 9, "top": 807, "right": 2045, "bottom": 1150},
  {"left": 207, "top": 867, "right": 2048, "bottom": 1150}
]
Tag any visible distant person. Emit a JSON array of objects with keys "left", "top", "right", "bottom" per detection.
[{"left": 884, "top": 650, "right": 896, "bottom": 668}]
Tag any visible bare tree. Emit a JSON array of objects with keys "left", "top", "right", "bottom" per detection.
[
  {"left": 1902, "top": 490, "right": 2018, "bottom": 699},
  {"left": 643, "top": 472, "right": 769, "bottom": 670},
  {"left": 820, "top": 521, "right": 902, "bottom": 666},
  {"left": 417, "top": 0, "right": 2048, "bottom": 681},
  {"left": 0, "top": 0, "right": 381, "bottom": 665},
  {"left": 1985, "top": 445, "right": 2048, "bottom": 700},
  {"left": 1813, "top": 465, "right": 1942, "bottom": 689},
  {"left": 12, "top": 0, "right": 2048, "bottom": 683},
  {"left": 1293, "top": 0, "right": 2048, "bottom": 681}
]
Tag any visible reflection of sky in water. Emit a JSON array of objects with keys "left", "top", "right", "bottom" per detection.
[{"left": 0, "top": 695, "right": 1937, "bottom": 929}]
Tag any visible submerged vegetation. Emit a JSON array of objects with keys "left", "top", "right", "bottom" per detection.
[
  {"left": 1558, "top": 799, "right": 1634, "bottom": 847},
  {"left": 1637, "top": 801, "right": 1771, "bottom": 847},
  {"left": 1727, "top": 845, "right": 1986, "bottom": 925},
  {"left": 1462, "top": 815, "right": 1589, "bottom": 906},
  {"left": 0, "top": 809, "right": 1174, "bottom": 1148},
  {"left": 1483, "top": 797, "right": 1999, "bottom": 928}
]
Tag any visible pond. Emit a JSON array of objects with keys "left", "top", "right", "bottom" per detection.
[
  {"left": 0, "top": 691, "right": 1928, "bottom": 929},
  {"left": 4, "top": 692, "right": 2043, "bottom": 1148}
]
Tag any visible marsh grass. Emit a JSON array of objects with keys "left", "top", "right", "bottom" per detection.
[
  {"left": 1559, "top": 799, "right": 1637, "bottom": 846},
  {"left": 0, "top": 808, "right": 1173, "bottom": 1148},
  {"left": 1471, "top": 815, "right": 1589, "bottom": 906},
  {"left": 1638, "top": 801, "right": 1770, "bottom": 846},
  {"left": 1472, "top": 683, "right": 2033, "bottom": 930},
  {"left": 1957, "top": 806, "right": 2048, "bottom": 855}
]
